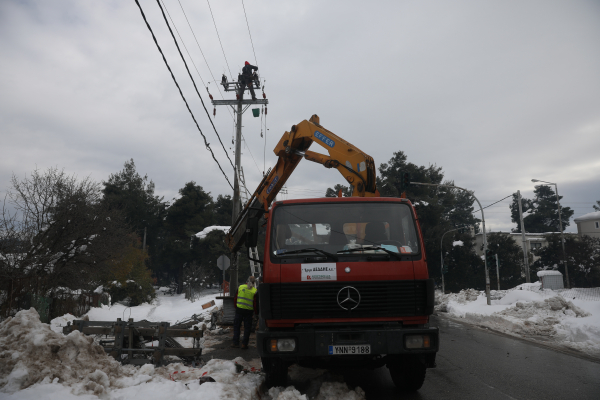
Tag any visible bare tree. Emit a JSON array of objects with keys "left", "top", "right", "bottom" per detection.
[
  {"left": 183, "top": 261, "right": 216, "bottom": 302},
  {"left": 0, "top": 167, "right": 131, "bottom": 317}
]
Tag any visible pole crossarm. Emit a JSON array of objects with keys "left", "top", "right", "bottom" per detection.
[
  {"left": 212, "top": 99, "right": 269, "bottom": 106},
  {"left": 411, "top": 181, "right": 491, "bottom": 305}
]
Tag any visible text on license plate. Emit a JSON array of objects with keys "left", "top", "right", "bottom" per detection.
[{"left": 328, "top": 345, "right": 371, "bottom": 355}]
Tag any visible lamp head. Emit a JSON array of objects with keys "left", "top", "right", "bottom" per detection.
[{"left": 531, "top": 179, "right": 539, "bottom": 182}]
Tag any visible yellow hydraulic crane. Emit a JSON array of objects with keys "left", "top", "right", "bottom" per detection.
[{"left": 226, "top": 114, "right": 380, "bottom": 252}]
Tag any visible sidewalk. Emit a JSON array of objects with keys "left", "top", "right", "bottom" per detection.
[{"left": 202, "top": 328, "right": 262, "bottom": 369}]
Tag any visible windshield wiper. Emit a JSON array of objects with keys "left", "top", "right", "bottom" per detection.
[
  {"left": 337, "top": 246, "right": 402, "bottom": 260},
  {"left": 276, "top": 248, "right": 338, "bottom": 261}
]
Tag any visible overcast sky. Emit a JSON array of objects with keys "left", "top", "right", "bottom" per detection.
[{"left": 1, "top": 0, "right": 599, "bottom": 233}]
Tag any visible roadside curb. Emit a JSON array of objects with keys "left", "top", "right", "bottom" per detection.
[{"left": 434, "top": 313, "right": 600, "bottom": 364}]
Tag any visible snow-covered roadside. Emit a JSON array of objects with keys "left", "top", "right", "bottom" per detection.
[
  {"left": 436, "top": 283, "right": 600, "bottom": 357},
  {"left": 86, "top": 287, "right": 222, "bottom": 327},
  {"left": 2, "top": 288, "right": 366, "bottom": 399}
]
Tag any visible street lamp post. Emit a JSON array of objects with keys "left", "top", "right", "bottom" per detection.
[
  {"left": 531, "top": 179, "right": 570, "bottom": 288},
  {"left": 412, "top": 182, "right": 491, "bottom": 305},
  {"left": 440, "top": 226, "right": 470, "bottom": 294}
]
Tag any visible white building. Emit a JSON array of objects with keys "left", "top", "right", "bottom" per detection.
[{"left": 573, "top": 211, "right": 600, "bottom": 239}]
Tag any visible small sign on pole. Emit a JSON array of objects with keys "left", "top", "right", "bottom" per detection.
[
  {"left": 217, "top": 255, "right": 230, "bottom": 270},
  {"left": 217, "top": 255, "right": 231, "bottom": 296}
]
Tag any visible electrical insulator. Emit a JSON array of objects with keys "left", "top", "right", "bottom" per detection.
[
  {"left": 261, "top": 131, "right": 263, "bottom": 138},
  {"left": 209, "top": 93, "right": 214, "bottom": 100},
  {"left": 236, "top": 94, "right": 239, "bottom": 100},
  {"left": 262, "top": 92, "right": 266, "bottom": 99},
  {"left": 265, "top": 107, "right": 267, "bottom": 115},
  {"left": 213, "top": 107, "right": 216, "bottom": 116}
]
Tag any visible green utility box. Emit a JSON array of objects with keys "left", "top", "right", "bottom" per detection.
[{"left": 252, "top": 108, "right": 260, "bottom": 118}]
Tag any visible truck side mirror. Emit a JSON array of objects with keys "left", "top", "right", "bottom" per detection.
[{"left": 245, "top": 215, "right": 259, "bottom": 248}]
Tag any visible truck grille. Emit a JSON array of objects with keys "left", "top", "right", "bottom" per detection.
[{"left": 267, "top": 280, "right": 430, "bottom": 320}]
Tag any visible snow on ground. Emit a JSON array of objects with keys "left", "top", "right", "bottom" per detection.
[
  {"left": 3, "top": 289, "right": 367, "bottom": 399},
  {"left": 0, "top": 310, "right": 263, "bottom": 399},
  {"left": 264, "top": 365, "right": 365, "bottom": 400},
  {"left": 83, "top": 288, "right": 222, "bottom": 326},
  {"left": 50, "top": 313, "right": 77, "bottom": 333},
  {"left": 436, "top": 282, "right": 600, "bottom": 356}
]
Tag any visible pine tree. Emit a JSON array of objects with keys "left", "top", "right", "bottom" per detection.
[
  {"left": 532, "top": 235, "right": 600, "bottom": 287},
  {"left": 509, "top": 185, "right": 574, "bottom": 233},
  {"left": 214, "top": 194, "right": 233, "bottom": 225},
  {"left": 485, "top": 233, "right": 528, "bottom": 288},
  {"left": 102, "top": 159, "right": 165, "bottom": 235},
  {"left": 377, "top": 151, "right": 480, "bottom": 289},
  {"left": 593, "top": 200, "right": 600, "bottom": 212},
  {"left": 161, "top": 182, "right": 215, "bottom": 292}
]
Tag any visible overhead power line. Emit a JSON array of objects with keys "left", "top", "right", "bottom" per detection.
[
  {"left": 241, "top": 133, "right": 261, "bottom": 174},
  {"left": 159, "top": 0, "right": 206, "bottom": 88},
  {"left": 473, "top": 194, "right": 513, "bottom": 214},
  {"left": 206, "top": 0, "right": 233, "bottom": 80},
  {"left": 156, "top": 0, "right": 234, "bottom": 171},
  {"left": 241, "top": 0, "right": 258, "bottom": 66},
  {"left": 134, "top": 0, "right": 233, "bottom": 190},
  {"left": 176, "top": 0, "right": 235, "bottom": 122}
]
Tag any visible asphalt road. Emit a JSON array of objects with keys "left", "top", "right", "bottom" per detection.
[
  {"left": 340, "top": 315, "right": 600, "bottom": 399},
  {"left": 204, "top": 315, "right": 600, "bottom": 399}
]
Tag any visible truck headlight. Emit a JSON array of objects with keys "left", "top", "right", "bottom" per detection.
[
  {"left": 269, "top": 338, "right": 296, "bottom": 352},
  {"left": 405, "top": 334, "right": 431, "bottom": 349}
]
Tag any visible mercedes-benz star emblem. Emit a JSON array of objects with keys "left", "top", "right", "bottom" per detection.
[{"left": 337, "top": 286, "right": 361, "bottom": 310}]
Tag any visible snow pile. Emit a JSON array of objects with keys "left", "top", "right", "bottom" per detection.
[
  {"left": 0, "top": 309, "right": 265, "bottom": 398},
  {"left": 0, "top": 308, "right": 130, "bottom": 395},
  {"left": 436, "top": 283, "right": 600, "bottom": 356},
  {"left": 264, "top": 365, "right": 365, "bottom": 400},
  {"left": 313, "top": 382, "right": 365, "bottom": 400},
  {"left": 195, "top": 226, "right": 230, "bottom": 239},
  {"left": 50, "top": 313, "right": 77, "bottom": 333},
  {"left": 267, "top": 386, "right": 307, "bottom": 400},
  {"left": 435, "top": 288, "right": 480, "bottom": 312}
]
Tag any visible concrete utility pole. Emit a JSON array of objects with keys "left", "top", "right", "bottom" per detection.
[
  {"left": 495, "top": 254, "right": 500, "bottom": 290},
  {"left": 531, "top": 179, "right": 570, "bottom": 288},
  {"left": 143, "top": 227, "right": 147, "bottom": 252},
  {"left": 412, "top": 182, "right": 491, "bottom": 305},
  {"left": 212, "top": 74, "right": 268, "bottom": 296},
  {"left": 517, "top": 190, "right": 530, "bottom": 283},
  {"left": 440, "top": 226, "right": 470, "bottom": 294}
]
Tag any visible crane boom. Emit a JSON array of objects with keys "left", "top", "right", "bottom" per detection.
[{"left": 226, "top": 114, "right": 380, "bottom": 252}]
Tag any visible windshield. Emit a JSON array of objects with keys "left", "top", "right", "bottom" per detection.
[{"left": 271, "top": 202, "right": 419, "bottom": 257}]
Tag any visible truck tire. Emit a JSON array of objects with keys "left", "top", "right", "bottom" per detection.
[
  {"left": 262, "top": 357, "right": 288, "bottom": 388},
  {"left": 388, "top": 361, "right": 426, "bottom": 392}
]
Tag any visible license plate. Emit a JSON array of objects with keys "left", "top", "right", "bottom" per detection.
[{"left": 328, "top": 344, "right": 371, "bottom": 355}]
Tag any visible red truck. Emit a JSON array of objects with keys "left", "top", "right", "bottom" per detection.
[{"left": 227, "top": 116, "right": 438, "bottom": 391}]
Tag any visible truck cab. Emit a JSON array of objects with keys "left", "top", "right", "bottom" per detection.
[{"left": 257, "top": 196, "right": 438, "bottom": 390}]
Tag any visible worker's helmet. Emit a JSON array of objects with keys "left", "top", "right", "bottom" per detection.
[{"left": 245, "top": 61, "right": 250, "bottom": 65}]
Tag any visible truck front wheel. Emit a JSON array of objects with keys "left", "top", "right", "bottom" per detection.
[
  {"left": 261, "top": 357, "right": 288, "bottom": 388},
  {"left": 387, "top": 358, "right": 426, "bottom": 392}
]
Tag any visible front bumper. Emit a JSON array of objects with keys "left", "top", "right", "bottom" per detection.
[{"left": 257, "top": 325, "right": 438, "bottom": 363}]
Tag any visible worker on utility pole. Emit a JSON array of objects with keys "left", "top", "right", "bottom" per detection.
[{"left": 239, "top": 61, "right": 258, "bottom": 100}]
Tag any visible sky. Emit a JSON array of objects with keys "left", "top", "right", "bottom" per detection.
[{"left": 1, "top": 0, "right": 599, "bottom": 233}]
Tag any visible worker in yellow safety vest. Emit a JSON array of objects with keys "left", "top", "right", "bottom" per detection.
[{"left": 231, "top": 276, "right": 258, "bottom": 349}]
